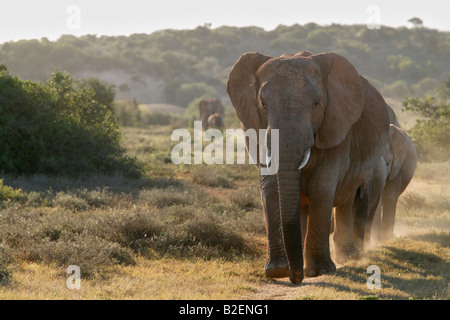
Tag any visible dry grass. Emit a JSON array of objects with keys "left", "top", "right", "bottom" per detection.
[
  {"left": 0, "top": 257, "right": 266, "bottom": 300},
  {"left": 0, "top": 126, "right": 448, "bottom": 300}
]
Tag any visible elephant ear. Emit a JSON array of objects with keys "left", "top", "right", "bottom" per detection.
[
  {"left": 311, "top": 52, "right": 365, "bottom": 149},
  {"left": 214, "top": 100, "right": 225, "bottom": 115},
  {"left": 198, "top": 100, "right": 209, "bottom": 129},
  {"left": 226, "top": 52, "right": 272, "bottom": 131},
  {"left": 198, "top": 100, "right": 208, "bottom": 118},
  {"left": 388, "top": 124, "right": 408, "bottom": 181}
]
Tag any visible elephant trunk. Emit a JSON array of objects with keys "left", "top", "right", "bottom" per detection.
[
  {"left": 277, "top": 166, "right": 304, "bottom": 284},
  {"left": 268, "top": 114, "right": 313, "bottom": 285}
]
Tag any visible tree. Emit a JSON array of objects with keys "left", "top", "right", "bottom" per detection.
[
  {"left": 408, "top": 17, "right": 423, "bottom": 28},
  {"left": 80, "top": 77, "right": 116, "bottom": 111},
  {"left": 307, "top": 29, "right": 333, "bottom": 48}
]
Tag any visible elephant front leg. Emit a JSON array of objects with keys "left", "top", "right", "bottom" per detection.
[
  {"left": 304, "top": 197, "right": 336, "bottom": 277},
  {"left": 260, "top": 174, "right": 289, "bottom": 278}
]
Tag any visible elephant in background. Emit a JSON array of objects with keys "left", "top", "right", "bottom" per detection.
[
  {"left": 352, "top": 119, "right": 417, "bottom": 252},
  {"left": 227, "top": 50, "right": 390, "bottom": 284},
  {"left": 198, "top": 98, "right": 225, "bottom": 131},
  {"left": 370, "top": 124, "right": 417, "bottom": 245}
]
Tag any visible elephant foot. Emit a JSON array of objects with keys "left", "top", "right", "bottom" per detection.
[
  {"left": 335, "top": 243, "right": 360, "bottom": 264},
  {"left": 304, "top": 257, "right": 336, "bottom": 278},
  {"left": 289, "top": 270, "right": 304, "bottom": 285},
  {"left": 264, "top": 259, "right": 290, "bottom": 278}
]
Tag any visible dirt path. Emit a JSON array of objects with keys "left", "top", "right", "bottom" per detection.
[
  {"left": 241, "top": 262, "right": 351, "bottom": 300},
  {"left": 244, "top": 276, "right": 333, "bottom": 300}
]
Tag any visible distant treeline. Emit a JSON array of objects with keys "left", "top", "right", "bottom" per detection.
[{"left": 1, "top": 23, "right": 449, "bottom": 105}]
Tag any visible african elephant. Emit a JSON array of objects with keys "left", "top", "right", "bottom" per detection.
[
  {"left": 350, "top": 105, "right": 398, "bottom": 252},
  {"left": 364, "top": 123, "right": 417, "bottom": 246},
  {"left": 198, "top": 98, "right": 225, "bottom": 131},
  {"left": 227, "top": 50, "right": 390, "bottom": 284}
]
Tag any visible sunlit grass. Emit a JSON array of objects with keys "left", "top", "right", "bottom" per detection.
[{"left": 0, "top": 257, "right": 265, "bottom": 300}]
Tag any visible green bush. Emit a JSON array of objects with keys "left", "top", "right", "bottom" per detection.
[
  {"left": 402, "top": 75, "right": 450, "bottom": 161},
  {"left": 113, "top": 99, "right": 142, "bottom": 126},
  {"left": 0, "top": 67, "right": 143, "bottom": 176},
  {"left": 0, "top": 179, "right": 26, "bottom": 202},
  {"left": 79, "top": 77, "right": 116, "bottom": 112}
]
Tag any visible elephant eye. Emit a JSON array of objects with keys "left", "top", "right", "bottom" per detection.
[{"left": 313, "top": 98, "right": 320, "bottom": 109}]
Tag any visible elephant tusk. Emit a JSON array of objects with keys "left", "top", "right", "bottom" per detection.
[
  {"left": 264, "top": 130, "right": 271, "bottom": 167},
  {"left": 265, "top": 149, "right": 271, "bottom": 167},
  {"left": 298, "top": 148, "right": 311, "bottom": 170}
]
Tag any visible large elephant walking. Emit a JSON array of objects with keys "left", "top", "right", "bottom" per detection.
[{"left": 227, "top": 51, "right": 390, "bottom": 284}]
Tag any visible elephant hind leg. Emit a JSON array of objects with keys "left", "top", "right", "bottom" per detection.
[
  {"left": 370, "top": 202, "right": 382, "bottom": 245},
  {"left": 381, "top": 194, "right": 398, "bottom": 242},
  {"left": 334, "top": 193, "right": 359, "bottom": 264},
  {"left": 381, "top": 182, "right": 400, "bottom": 242},
  {"left": 352, "top": 186, "right": 370, "bottom": 253},
  {"left": 366, "top": 196, "right": 382, "bottom": 248}
]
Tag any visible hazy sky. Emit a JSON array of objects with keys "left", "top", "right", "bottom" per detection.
[{"left": 0, "top": 0, "right": 448, "bottom": 44}]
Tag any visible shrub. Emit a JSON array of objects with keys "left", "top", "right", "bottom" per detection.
[
  {"left": 0, "top": 179, "right": 26, "bottom": 203},
  {"left": 141, "top": 110, "right": 179, "bottom": 126},
  {"left": 191, "top": 165, "right": 234, "bottom": 188},
  {"left": 140, "top": 187, "right": 192, "bottom": 208},
  {"left": 231, "top": 187, "right": 261, "bottom": 211},
  {"left": 30, "top": 234, "right": 135, "bottom": 278},
  {"left": 113, "top": 99, "right": 142, "bottom": 126},
  {"left": 182, "top": 212, "right": 247, "bottom": 252},
  {"left": 402, "top": 75, "right": 450, "bottom": 161},
  {"left": 53, "top": 192, "right": 89, "bottom": 211},
  {"left": 183, "top": 97, "right": 205, "bottom": 121},
  {"left": 0, "top": 67, "right": 143, "bottom": 176},
  {"left": 0, "top": 261, "right": 11, "bottom": 286},
  {"left": 89, "top": 210, "right": 163, "bottom": 256}
]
